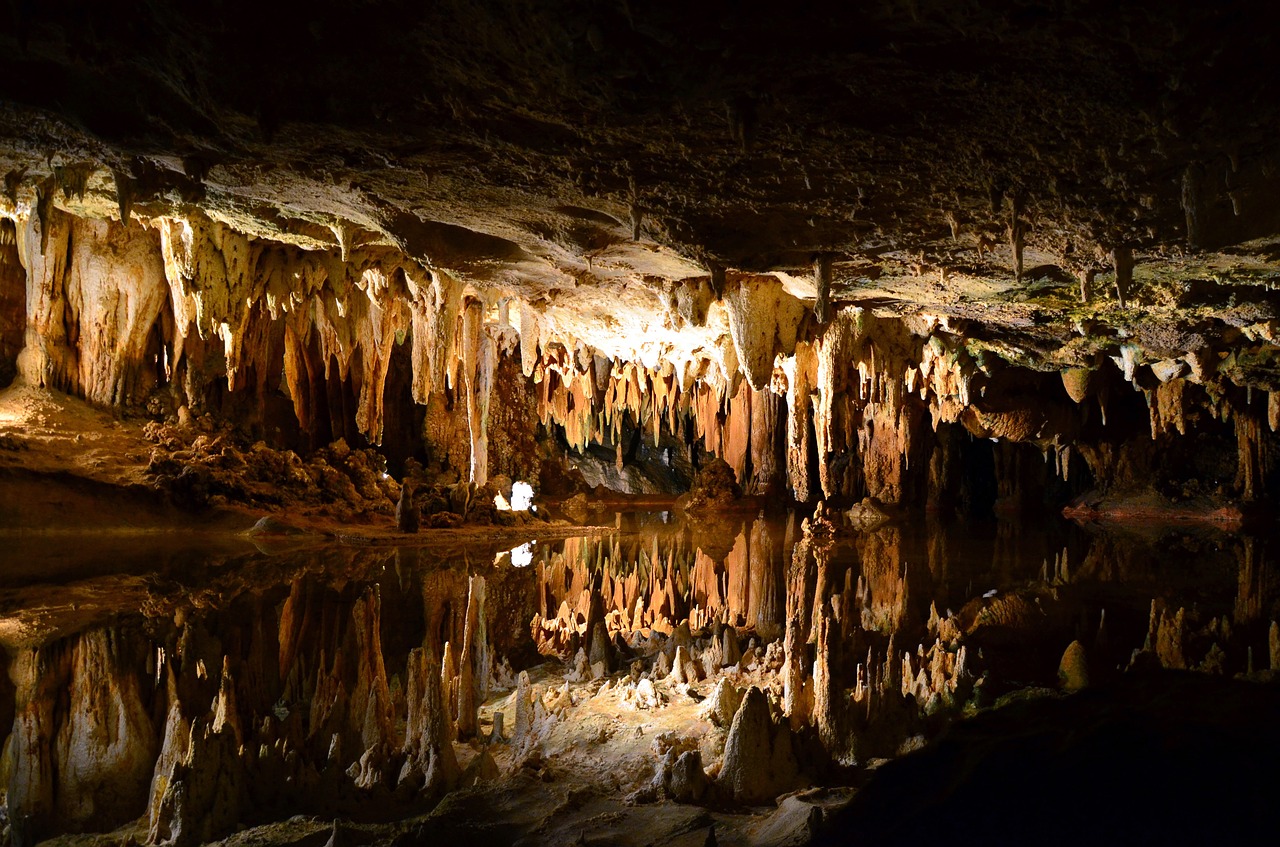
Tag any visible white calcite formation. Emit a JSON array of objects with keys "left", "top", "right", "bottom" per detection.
[{"left": 6, "top": 176, "right": 1280, "bottom": 507}]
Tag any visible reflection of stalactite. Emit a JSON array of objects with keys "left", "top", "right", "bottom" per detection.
[
  {"left": 751, "top": 516, "right": 783, "bottom": 642},
  {"left": 455, "top": 575, "right": 487, "bottom": 739},
  {"left": 1235, "top": 537, "right": 1268, "bottom": 626},
  {"left": 783, "top": 536, "right": 817, "bottom": 725},
  {"left": 8, "top": 628, "right": 157, "bottom": 840},
  {"left": 529, "top": 519, "right": 791, "bottom": 656}
]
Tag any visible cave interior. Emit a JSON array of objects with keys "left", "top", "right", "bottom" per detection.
[{"left": 0, "top": 2, "right": 1278, "bottom": 846}]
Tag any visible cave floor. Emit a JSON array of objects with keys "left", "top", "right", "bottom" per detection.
[{"left": 0, "top": 384, "right": 155, "bottom": 489}]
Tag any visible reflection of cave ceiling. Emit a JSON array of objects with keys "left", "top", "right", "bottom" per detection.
[{"left": 2, "top": 2, "right": 1279, "bottom": 373}]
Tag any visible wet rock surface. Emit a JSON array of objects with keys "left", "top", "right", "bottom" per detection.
[
  {"left": 0, "top": 4, "right": 1279, "bottom": 841},
  {"left": 0, "top": 508, "right": 1270, "bottom": 844}
]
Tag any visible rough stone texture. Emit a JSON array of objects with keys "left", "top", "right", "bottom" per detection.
[
  {"left": 663, "top": 749, "right": 710, "bottom": 804},
  {"left": 401, "top": 646, "right": 459, "bottom": 795},
  {"left": 719, "top": 686, "right": 797, "bottom": 805},
  {"left": 4, "top": 5, "right": 1280, "bottom": 840},
  {"left": 700, "top": 678, "right": 742, "bottom": 729},
  {"left": 684, "top": 458, "right": 741, "bottom": 511},
  {"left": 0, "top": 228, "right": 26, "bottom": 387},
  {"left": 149, "top": 718, "right": 247, "bottom": 847},
  {"left": 1058, "top": 641, "right": 1090, "bottom": 692},
  {"left": 0, "top": 5, "right": 1277, "bottom": 518}
]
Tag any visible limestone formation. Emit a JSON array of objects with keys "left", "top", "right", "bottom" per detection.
[
  {"left": 511, "top": 671, "right": 534, "bottom": 750},
  {"left": 2, "top": 4, "right": 1280, "bottom": 843},
  {"left": 397, "top": 483, "right": 419, "bottom": 533},
  {"left": 401, "top": 646, "right": 459, "bottom": 794},
  {"left": 661, "top": 749, "right": 711, "bottom": 803},
  {"left": 455, "top": 575, "right": 488, "bottom": 739},
  {"left": 149, "top": 718, "right": 247, "bottom": 847},
  {"left": 719, "top": 687, "right": 797, "bottom": 805},
  {"left": 1058, "top": 641, "right": 1090, "bottom": 692},
  {"left": 700, "top": 678, "right": 743, "bottom": 728},
  {"left": 1270, "top": 621, "right": 1279, "bottom": 673}
]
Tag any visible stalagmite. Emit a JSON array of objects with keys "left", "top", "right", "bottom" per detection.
[
  {"left": 512, "top": 670, "right": 534, "bottom": 751},
  {"left": 719, "top": 686, "right": 796, "bottom": 804},
  {"left": 1182, "top": 163, "right": 1203, "bottom": 249},
  {"left": 397, "top": 483, "right": 419, "bottom": 532},
  {"left": 700, "top": 678, "right": 743, "bottom": 727},
  {"left": 1058, "top": 641, "right": 1089, "bottom": 691},
  {"left": 1077, "top": 268, "right": 1094, "bottom": 304}
]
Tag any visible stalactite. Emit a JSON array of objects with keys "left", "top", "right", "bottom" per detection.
[
  {"left": 1008, "top": 193, "right": 1026, "bottom": 284},
  {"left": 112, "top": 169, "right": 134, "bottom": 223},
  {"left": 782, "top": 341, "right": 817, "bottom": 501},
  {"left": 352, "top": 269, "right": 411, "bottom": 444},
  {"left": 724, "top": 274, "right": 806, "bottom": 391},
  {"left": 1182, "top": 163, "right": 1203, "bottom": 249},
  {"left": 723, "top": 380, "right": 752, "bottom": 484},
  {"left": 14, "top": 203, "right": 75, "bottom": 392},
  {"left": 810, "top": 563, "right": 841, "bottom": 754},
  {"left": 1149, "top": 378, "right": 1189, "bottom": 438},
  {"left": 1112, "top": 246, "right": 1133, "bottom": 309},
  {"left": 1077, "top": 268, "right": 1094, "bottom": 304},
  {"left": 749, "top": 386, "right": 784, "bottom": 494},
  {"left": 518, "top": 299, "right": 541, "bottom": 377},
  {"left": 158, "top": 211, "right": 258, "bottom": 386},
  {"left": 813, "top": 254, "right": 832, "bottom": 324},
  {"left": 1236, "top": 412, "right": 1266, "bottom": 502},
  {"left": 409, "top": 269, "right": 462, "bottom": 403},
  {"left": 460, "top": 298, "right": 495, "bottom": 485},
  {"left": 783, "top": 538, "right": 816, "bottom": 725}
]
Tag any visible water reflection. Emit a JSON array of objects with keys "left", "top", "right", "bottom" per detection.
[{"left": 0, "top": 513, "right": 1272, "bottom": 843}]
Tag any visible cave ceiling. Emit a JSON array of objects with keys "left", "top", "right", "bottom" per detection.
[{"left": 0, "top": 1, "right": 1278, "bottom": 373}]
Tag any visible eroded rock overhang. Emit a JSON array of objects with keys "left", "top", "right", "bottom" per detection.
[{"left": 2, "top": 157, "right": 1280, "bottom": 510}]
